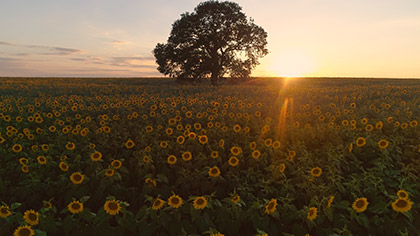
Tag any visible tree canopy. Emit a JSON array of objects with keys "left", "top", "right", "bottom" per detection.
[{"left": 153, "top": 0, "right": 268, "bottom": 84}]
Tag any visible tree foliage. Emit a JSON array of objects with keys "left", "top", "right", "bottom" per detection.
[{"left": 153, "top": 0, "right": 268, "bottom": 84}]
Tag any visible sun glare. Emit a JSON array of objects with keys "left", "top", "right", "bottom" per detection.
[{"left": 266, "top": 51, "right": 315, "bottom": 77}]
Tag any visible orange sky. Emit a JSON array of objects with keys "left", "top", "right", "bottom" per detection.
[{"left": 1, "top": 0, "right": 420, "bottom": 78}]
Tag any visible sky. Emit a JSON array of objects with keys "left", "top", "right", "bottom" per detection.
[{"left": 1, "top": 0, "right": 420, "bottom": 78}]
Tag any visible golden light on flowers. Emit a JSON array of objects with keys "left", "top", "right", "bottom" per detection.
[
  {"left": 252, "top": 150, "right": 261, "bottom": 159},
  {"left": 90, "top": 151, "right": 102, "bottom": 161},
  {"left": 23, "top": 209, "right": 39, "bottom": 225},
  {"left": 310, "top": 167, "right": 322, "bottom": 177},
  {"left": 105, "top": 168, "right": 114, "bottom": 176},
  {"left": 176, "top": 135, "right": 185, "bottom": 144},
  {"left": 265, "top": 198, "right": 277, "bottom": 214},
  {"left": 378, "top": 139, "right": 389, "bottom": 149},
  {"left": 198, "top": 135, "right": 208, "bottom": 144},
  {"left": 12, "top": 144, "right": 23, "bottom": 153},
  {"left": 397, "top": 190, "right": 409, "bottom": 200},
  {"left": 230, "top": 146, "right": 242, "bottom": 156},
  {"left": 21, "top": 165, "right": 29, "bottom": 173},
  {"left": 168, "top": 194, "right": 183, "bottom": 208},
  {"left": 152, "top": 198, "right": 165, "bottom": 210},
  {"left": 61, "top": 140, "right": 74, "bottom": 150},
  {"left": 13, "top": 225, "right": 35, "bottom": 236},
  {"left": 168, "top": 155, "right": 177, "bottom": 164},
  {"left": 104, "top": 200, "right": 121, "bottom": 215},
  {"left": 208, "top": 166, "right": 221, "bottom": 177},
  {"left": 231, "top": 195, "right": 240, "bottom": 203},
  {"left": 70, "top": 172, "right": 85, "bottom": 184},
  {"left": 59, "top": 161, "right": 69, "bottom": 172},
  {"left": 37, "top": 156, "right": 47, "bottom": 165},
  {"left": 327, "top": 195, "right": 335, "bottom": 208},
  {"left": 279, "top": 163, "right": 286, "bottom": 173},
  {"left": 228, "top": 156, "right": 239, "bottom": 167},
  {"left": 352, "top": 197, "right": 368, "bottom": 213},
  {"left": 356, "top": 137, "right": 366, "bottom": 147},
  {"left": 193, "top": 196, "right": 208, "bottom": 210},
  {"left": 182, "top": 151, "right": 192, "bottom": 161},
  {"left": 210, "top": 151, "right": 218, "bottom": 159},
  {"left": 125, "top": 139, "right": 135, "bottom": 149},
  {"left": 391, "top": 198, "right": 413, "bottom": 213},
  {"left": 307, "top": 207, "right": 318, "bottom": 221},
  {"left": 68, "top": 200, "right": 84, "bottom": 214},
  {"left": 111, "top": 160, "right": 122, "bottom": 169},
  {"left": 0, "top": 205, "right": 12, "bottom": 218}
]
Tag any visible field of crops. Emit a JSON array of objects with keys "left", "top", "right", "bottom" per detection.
[{"left": 1, "top": 77, "right": 419, "bottom": 236}]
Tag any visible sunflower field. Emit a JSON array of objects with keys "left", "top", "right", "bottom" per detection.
[{"left": 1, "top": 77, "right": 419, "bottom": 236}]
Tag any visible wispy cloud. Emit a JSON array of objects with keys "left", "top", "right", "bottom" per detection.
[
  {"left": 112, "top": 40, "right": 128, "bottom": 45},
  {"left": 0, "top": 41, "right": 83, "bottom": 55}
]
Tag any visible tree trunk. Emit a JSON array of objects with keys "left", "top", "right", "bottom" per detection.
[{"left": 211, "top": 73, "right": 218, "bottom": 86}]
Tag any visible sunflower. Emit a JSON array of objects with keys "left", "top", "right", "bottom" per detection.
[
  {"left": 193, "top": 196, "right": 208, "bottom": 210},
  {"left": 125, "top": 139, "right": 135, "bottom": 149},
  {"left": 13, "top": 225, "right": 34, "bottom": 236},
  {"left": 41, "top": 144, "right": 49, "bottom": 151},
  {"left": 182, "top": 151, "right": 192, "bottom": 161},
  {"left": 198, "top": 135, "right": 208, "bottom": 144},
  {"left": 219, "top": 139, "right": 225, "bottom": 147},
  {"left": 378, "top": 139, "right": 389, "bottom": 149},
  {"left": 105, "top": 168, "right": 114, "bottom": 176},
  {"left": 208, "top": 166, "right": 221, "bottom": 177},
  {"left": 0, "top": 205, "right": 12, "bottom": 218},
  {"left": 59, "top": 161, "right": 69, "bottom": 172},
  {"left": 272, "top": 141, "right": 281, "bottom": 149},
  {"left": 188, "top": 132, "right": 197, "bottom": 139},
  {"left": 288, "top": 150, "right": 296, "bottom": 159},
  {"left": 264, "top": 139, "right": 273, "bottom": 147},
  {"left": 251, "top": 150, "right": 261, "bottom": 159},
  {"left": 168, "top": 155, "right": 177, "bottom": 164},
  {"left": 231, "top": 195, "right": 240, "bottom": 203},
  {"left": 145, "top": 177, "right": 157, "bottom": 187},
  {"left": 19, "top": 157, "right": 29, "bottom": 165},
  {"left": 327, "top": 195, "right": 335, "bottom": 208},
  {"left": 210, "top": 233, "right": 224, "bottom": 236},
  {"left": 391, "top": 198, "right": 413, "bottom": 213},
  {"left": 307, "top": 207, "right": 318, "bottom": 221},
  {"left": 279, "top": 163, "right": 286, "bottom": 173},
  {"left": 348, "top": 143, "right": 353, "bottom": 153},
  {"left": 410, "top": 120, "right": 418, "bottom": 127},
  {"left": 356, "top": 137, "right": 366, "bottom": 147},
  {"left": 104, "top": 200, "right": 121, "bottom": 215},
  {"left": 111, "top": 160, "right": 122, "bottom": 169},
  {"left": 176, "top": 136, "right": 185, "bottom": 144},
  {"left": 70, "top": 172, "right": 84, "bottom": 184},
  {"left": 230, "top": 146, "right": 242, "bottom": 156},
  {"left": 37, "top": 156, "right": 47, "bottom": 165},
  {"left": 265, "top": 199, "right": 277, "bottom": 214},
  {"left": 165, "top": 128, "right": 173, "bottom": 135},
  {"left": 249, "top": 142, "right": 257, "bottom": 150},
  {"left": 152, "top": 198, "right": 165, "bottom": 210},
  {"left": 12, "top": 144, "right": 23, "bottom": 153},
  {"left": 43, "top": 201, "right": 52, "bottom": 209},
  {"left": 365, "top": 124, "right": 373, "bottom": 132},
  {"left": 23, "top": 210, "right": 39, "bottom": 225},
  {"left": 352, "top": 197, "right": 368, "bottom": 213},
  {"left": 68, "top": 200, "right": 83, "bottom": 214},
  {"left": 90, "top": 151, "right": 102, "bottom": 162},
  {"left": 397, "top": 190, "right": 409, "bottom": 199},
  {"left": 89, "top": 143, "right": 96, "bottom": 149},
  {"left": 21, "top": 165, "right": 29, "bottom": 173},
  {"left": 310, "top": 167, "right": 322, "bottom": 177},
  {"left": 211, "top": 151, "right": 219, "bottom": 159},
  {"left": 65, "top": 142, "right": 75, "bottom": 151},
  {"left": 143, "top": 156, "right": 151, "bottom": 163},
  {"left": 168, "top": 194, "right": 183, "bottom": 208},
  {"left": 233, "top": 124, "right": 241, "bottom": 132}
]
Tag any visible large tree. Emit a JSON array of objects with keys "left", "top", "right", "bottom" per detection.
[{"left": 153, "top": 0, "right": 268, "bottom": 84}]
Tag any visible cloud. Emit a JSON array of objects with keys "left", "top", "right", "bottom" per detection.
[
  {"left": 112, "top": 40, "right": 128, "bottom": 45},
  {"left": 0, "top": 41, "right": 83, "bottom": 55},
  {"left": 109, "top": 56, "right": 156, "bottom": 69}
]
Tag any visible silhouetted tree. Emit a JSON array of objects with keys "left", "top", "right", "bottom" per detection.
[{"left": 153, "top": 0, "right": 268, "bottom": 85}]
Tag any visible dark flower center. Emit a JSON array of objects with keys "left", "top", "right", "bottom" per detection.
[
  {"left": 396, "top": 199, "right": 407, "bottom": 208},
  {"left": 309, "top": 209, "right": 314, "bottom": 216},
  {"left": 28, "top": 213, "right": 37, "bottom": 221},
  {"left": 19, "top": 228, "right": 31, "bottom": 236},
  {"left": 1, "top": 208, "right": 9, "bottom": 214},
  {"left": 71, "top": 203, "right": 81, "bottom": 210},
  {"left": 312, "top": 169, "right": 320, "bottom": 175},
  {"left": 196, "top": 198, "right": 204, "bottom": 205},
  {"left": 171, "top": 198, "right": 179, "bottom": 204},
  {"left": 268, "top": 202, "right": 275, "bottom": 209},
  {"left": 356, "top": 200, "right": 365, "bottom": 208},
  {"left": 154, "top": 200, "right": 161, "bottom": 207},
  {"left": 211, "top": 168, "right": 218, "bottom": 174},
  {"left": 108, "top": 202, "right": 118, "bottom": 210},
  {"left": 73, "top": 174, "right": 82, "bottom": 181}
]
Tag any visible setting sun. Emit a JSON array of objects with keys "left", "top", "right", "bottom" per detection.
[{"left": 266, "top": 50, "right": 315, "bottom": 77}]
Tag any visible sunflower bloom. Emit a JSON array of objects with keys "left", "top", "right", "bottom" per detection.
[
  {"left": 68, "top": 200, "right": 83, "bottom": 214},
  {"left": 265, "top": 199, "right": 277, "bottom": 214},
  {"left": 193, "top": 196, "right": 208, "bottom": 210},
  {"left": 13, "top": 225, "right": 35, "bottom": 236},
  {"left": 152, "top": 198, "right": 165, "bottom": 210},
  {"left": 228, "top": 156, "right": 239, "bottom": 167},
  {"left": 310, "top": 167, "right": 322, "bottom": 177},
  {"left": 0, "top": 205, "right": 12, "bottom": 218},
  {"left": 307, "top": 207, "right": 317, "bottom": 221},
  {"left": 70, "top": 172, "right": 84, "bottom": 184},
  {"left": 90, "top": 151, "right": 102, "bottom": 161},
  {"left": 352, "top": 197, "right": 368, "bottom": 213},
  {"left": 356, "top": 137, "right": 366, "bottom": 147},
  {"left": 65, "top": 142, "right": 75, "bottom": 151},
  {"left": 378, "top": 139, "right": 389, "bottom": 149},
  {"left": 23, "top": 210, "right": 39, "bottom": 225},
  {"left": 111, "top": 160, "right": 122, "bottom": 169},
  {"left": 397, "top": 190, "right": 409, "bottom": 199},
  {"left": 104, "top": 200, "right": 121, "bottom": 215},
  {"left": 231, "top": 195, "right": 240, "bottom": 203},
  {"left": 391, "top": 198, "right": 413, "bottom": 213},
  {"left": 327, "top": 195, "right": 335, "bottom": 208},
  {"left": 182, "top": 151, "right": 192, "bottom": 161},
  {"left": 125, "top": 139, "right": 135, "bottom": 149},
  {"left": 208, "top": 166, "right": 221, "bottom": 177},
  {"left": 168, "top": 194, "right": 183, "bottom": 208}
]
